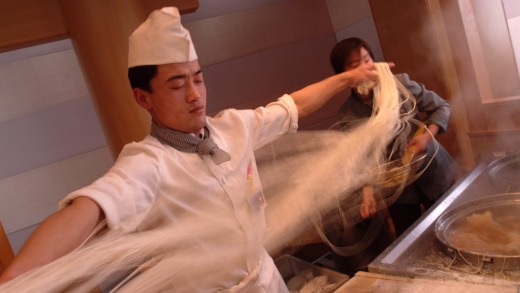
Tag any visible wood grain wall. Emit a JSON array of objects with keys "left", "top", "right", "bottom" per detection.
[
  {"left": 0, "top": 41, "right": 113, "bottom": 253},
  {"left": 0, "top": 222, "right": 14, "bottom": 274},
  {"left": 440, "top": 0, "right": 520, "bottom": 163},
  {"left": 0, "top": 0, "right": 67, "bottom": 52}
]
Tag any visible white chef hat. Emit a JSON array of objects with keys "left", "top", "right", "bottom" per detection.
[{"left": 128, "top": 7, "right": 198, "bottom": 68}]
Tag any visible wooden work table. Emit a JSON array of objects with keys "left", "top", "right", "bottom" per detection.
[{"left": 337, "top": 271, "right": 518, "bottom": 292}]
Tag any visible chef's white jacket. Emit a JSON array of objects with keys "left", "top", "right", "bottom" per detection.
[{"left": 60, "top": 94, "right": 298, "bottom": 292}]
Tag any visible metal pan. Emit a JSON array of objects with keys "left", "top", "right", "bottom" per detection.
[
  {"left": 435, "top": 193, "right": 520, "bottom": 270},
  {"left": 487, "top": 151, "right": 520, "bottom": 192}
]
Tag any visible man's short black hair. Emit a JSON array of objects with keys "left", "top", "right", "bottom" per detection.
[
  {"left": 128, "top": 65, "right": 158, "bottom": 92},
  {"left": 330, "top": 37, "right": 375, "bottom": 74}
]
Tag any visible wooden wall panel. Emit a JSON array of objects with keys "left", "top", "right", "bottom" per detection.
[
  {"left": 182, "top": 0, "right": 282, "bottom": 22},
  {"left": 0, "top": 148, "right": 113, "bottom": 234},
  {"left": 202, "top": 32, "right": 341, "bottom": 129},
  {"left": 327, "top": 0, "right": 372, "bottom": 32},
  {"left": 138, "top": 0, "right": 199, "bottom": 16},
  {"left": 468, "top": 130, "right": 520, "bottom": 162},
  {"left": 0, "top": 0, "right": 199, "bottom": 53},
  {"left": 466, "top": 0, "right": 520, "bottom": 100},
  {"left": 58, "top": 0, "right": 150, "bottom": 158},
  {"left": 467, "top": 105, "right": 520, "bottom": 162},
  {"left": 0, "top": 0, "right": 67, "bottom": 52},
  {"left": 439, "top": 0, "right": 487, "bottom": 132},
  {"left": 439, "top": 0, "right": 520, "bottom": 164},
  {"left": 189, "top": 0, "right": 338, "bottom": 130},
  {"left": 428, "top": 0, "right": 475, "bottom": 168},
  {"left": 203, "top": 35, "right": 337, "bottom": 113},
  {"left": 369, "top": 0, "right": 446, "bottom": 95},
  {"left": 0, "top": 222, "right": 14, "bottom": 274},
  {"left": 369, "top": 0, "right": 465, "bottom": 169},
  {"left": 483, "top": 101, "right": 520, "bottom": 130},
  {"left": 0, "top": 98, "right": 107, "bottom": 179},
  {"left": 0, "top": 45, "right": 86, "bottom": 122},
  {"left": 186, "top": 0, "right": 333, "bottom": 67},
  {"left": 0, "top": 42, "right": 113, "bottom": 251}
]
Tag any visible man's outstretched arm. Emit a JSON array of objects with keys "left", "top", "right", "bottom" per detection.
[{"left": 0, "top": 196, "right": 104, "bottom": 283}]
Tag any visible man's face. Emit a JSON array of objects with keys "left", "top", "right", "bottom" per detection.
[
  {"left": 137, "top": 60, "right": 207, "bottom": 134},
  {"left": 344, "top": 47, "right": 374, "bottom": 71},
  {"left": 345, "top": 47, "right": 375, "bottom": 98}
]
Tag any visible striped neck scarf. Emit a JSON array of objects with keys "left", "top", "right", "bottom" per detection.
[{"left": 150, "top": 121, "right": 231, "bottom": 165}]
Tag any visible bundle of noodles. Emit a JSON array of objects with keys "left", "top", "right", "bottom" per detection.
[
  {"left": 261, "top": 62, "right": 409, "bottom": 253},
  {"left": 0, "top": 215, "right": 249, "bottom": 292},
  {"left": 447, "top": 211, "right": 520, "bottom": 256},
  {"left": 0, "top": 63, "right": 413, "bottom": 292}
]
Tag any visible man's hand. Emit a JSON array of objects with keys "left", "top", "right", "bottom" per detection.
[
  {"left": 406, "top": 132, "right": 430, "bottom": 154},
  {"left": 360, "top": 185, "right": 377, "bottom": 219},
  {"left": 406, "top": 124, "right": 438, "bottom": 154}
]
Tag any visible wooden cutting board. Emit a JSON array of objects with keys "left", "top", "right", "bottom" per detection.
[{"left": 335, "top": 271, "right": 518, "bottom": 292}]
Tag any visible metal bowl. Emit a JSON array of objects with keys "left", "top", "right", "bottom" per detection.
[
  {"left": 487, "top": 151, "right": 520, "bottom": 192},
  {"left": 435, "top": 193, "right": 520, "bottom": 270}
]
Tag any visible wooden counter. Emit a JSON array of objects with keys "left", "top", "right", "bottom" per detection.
[{"left": 337, "top": 271, "right": 518, "bottom": 292}]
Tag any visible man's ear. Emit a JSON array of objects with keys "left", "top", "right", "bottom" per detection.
[{"left": 134, "top": 88, "right": 152, "bottom": 110}]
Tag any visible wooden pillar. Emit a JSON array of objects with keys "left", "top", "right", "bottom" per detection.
[
  {"left": 368, "top": 0, "right": 470, "bottom": 170},
  {"left": 58, "top": 0, "right": 198, "bottom": 158},
  {"left": 0, "top": 222, "right": 14, "bottom": 274}
]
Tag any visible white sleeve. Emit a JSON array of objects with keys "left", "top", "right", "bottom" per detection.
[{"left": 267, "top": 94, "right": 298, "bottom": 133}]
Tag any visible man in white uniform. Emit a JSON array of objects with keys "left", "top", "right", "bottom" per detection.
[{"left": 0, "top": 7, "right": 378, "bottom": 291}]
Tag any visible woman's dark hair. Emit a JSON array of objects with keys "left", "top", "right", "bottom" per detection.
[
  {"left": 128, "top": 65, "right": 158, "bottom": 92},
  {"left": 330, "top": 37, "right": 375, "bottom": 74}
]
